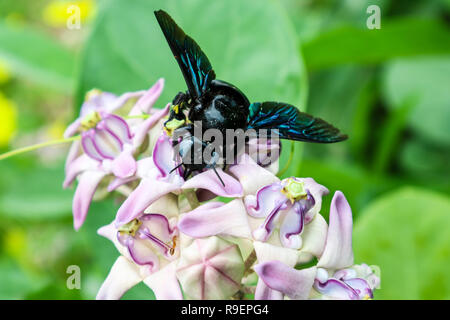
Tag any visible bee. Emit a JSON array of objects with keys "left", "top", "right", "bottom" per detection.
[{"left": 155, "top": 10, "right": 347, "bottom": 185}]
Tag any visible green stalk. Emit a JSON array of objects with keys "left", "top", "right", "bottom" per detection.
[{"left": 0, "top": 135, "right": 80, "bottom": 161}]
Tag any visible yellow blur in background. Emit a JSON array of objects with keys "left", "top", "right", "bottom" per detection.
[{"left": 42, "top": 0, "right": 96, "bottom": 27}]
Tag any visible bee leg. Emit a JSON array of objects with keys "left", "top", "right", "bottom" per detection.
[
  {"left": 205, "top": 151, "right": 225, "bottom": 187},
  {"left": 212, "top": 166, "right": 225, "bottom": 187},
  {"left": 183, "top": 168, "right": 192, "bottom": 180},
  {"left": 169, "top": 163, "right": 183, "bottom": 174}
]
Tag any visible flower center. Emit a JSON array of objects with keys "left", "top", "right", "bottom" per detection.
[
  {"left": 118, "top": 219, "right": 142, "bottom": 237},
  {"left": 80, "top": 111, "right": 101, "bottom": 131},
  {"left": 281, "top": 178, "right": 307, "bottom": 203}
]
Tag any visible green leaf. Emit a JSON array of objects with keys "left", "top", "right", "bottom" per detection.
[
  {"left": 0, "top": 162, "right": 73, "bottom": 220},
  {"left": 302, "top": 18, "right": 450, "bottom": 70},
  {"left": 353, "top": 187, "right": 450, "bottom": 299},
  {"left": 76, "top": 0, "right": 307, "bottom": 109},
  {"left": 303, "top": 66, "right": 375, "bottom": 166},
  {"left": 0, "top": 258, "right": 47, "bottom": 299},
  {"left": 372, "top": 98, "right": 414, "bottom": 173},
  {"left": 382, "top": 56, "right": 450, "bottom": 146},
  {"left": 0, "top": 22, "right": 75, "bottom": 92},
  {"left": 399, "top": 139, "right": 450, "bottom": 183}
]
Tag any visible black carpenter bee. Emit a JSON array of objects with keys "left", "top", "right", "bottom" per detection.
[{"left": 154, "top": 10, "right": 347, "bottom": 185}]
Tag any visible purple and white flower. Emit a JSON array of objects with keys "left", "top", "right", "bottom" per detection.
[
  {"left": 245, "top": 176, "right": 328, "bottom": 249},
  {"left": 312, "top": 191, "right": 380, "bottom": 300},
  {"left": 254, "top": 191, "right": 380, "bottom": 300},
  {"left": 96, "top": 212, "right": 183, "bottom": 300},
  {"left": 63, "top": 79, "right": 167, "bottom": 230}
]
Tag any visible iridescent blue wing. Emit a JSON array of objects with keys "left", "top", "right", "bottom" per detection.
[
  {"left": 247, "top": 102, "right": 348, "bottom": 143},
  {"left": 154, "top": 10, "right": 215, "bottom": 98}
]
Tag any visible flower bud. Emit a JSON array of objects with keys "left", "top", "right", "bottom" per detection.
[{"left": 176, "top": 236, "right": 244, "bottom": 300}]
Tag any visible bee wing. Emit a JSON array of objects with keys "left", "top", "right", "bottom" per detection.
[
  {"left": 154, "top": 10, "right": 215, "bottom": 98},
  {"left": 247, "top": 102, "right": 348, "bottom": 143}
]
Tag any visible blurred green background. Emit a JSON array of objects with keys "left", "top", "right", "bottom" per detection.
[{"left": 0, "top": 0, "right": 449, "bottom": 299}]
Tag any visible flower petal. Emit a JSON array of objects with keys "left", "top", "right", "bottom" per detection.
[
  {"left": 144, "top": 193, "right": 179, "bottom": 218},
  {"left": 254, "top": 261, "right": 316, "bottom": 300},
  {"left": 279, "top": 201, "right": 304, "bottom": 249},
  {"left": 139, "top": 214, "right": 178, "bottom": 259},
  {"left": 153, "top": 133, "right": 179, "bottom": 180},
  {"left": 302, "top": 178, "right": 329, "bottom": 223},
  {"left": 105, "top": 90, "right": 146, "bottom": 114},
  {"left": 245, "top": 182, "right": 288, "bottom": 243},
  {"left": 317, "top": 191, "right": 354, "bottom": 269},
  {"left": 229, "top": 154, "right": 279, "bottom": 196},
  {"left": 111, "top": 147, "right": 137, "bottom": 178},
  {"left": 92, "top": 127, "right": 123, "bottom": 159},
  {"left": 297, "top": 213, "right": 328, "bottom": 264},
  {"left": 72, "top": 170, "right": 106, "bottom": 230},
  {"left": 107, "top": 176, "right": 136, "bottom": 192},
  {"left": 178, "top": 200, "right": 252, "bottom": 239},
  {"left": 122, "top": 233, "right": 160, "bottom": 270},
  {"left": 143, "top": 261, "right": 183, "bottom": 300},
  {"left": 132, "top": 103, "right": 170, "bottom": 149},
  {"left": 313, "top": 278, "right": 359, "bottom": 300},
  {"left": 182, "top": 168, "right": 243, "bottom": 198},
  {"left": 255, "top": 280, "right": 284, "bottom": 300},
  {"left": 253, "top": 241, "right": 298, "bottom": 267},
  {"left": 97, "top": 222, "right": 116, "bottom": 242},
  {"left": 81, "top": 91, "right": 117, "bottom": 116},
  {"left": 130, "top": 78, "right": 165, "bottom": 115},
  {"left": 81, "top": 130, "right": 105, "bottom": 161},
  {"left": 63, "top": 154, "right": 98, "bottom": 188},
  {"left": 96, "top": 256, "right": 142, "bottom": 300},
  {"left": 64, "top": 119, "right": 82, "bottom": 138},
  {"left": 244, "top": 182, "right": 285, "bottom": 219},
  {"left": 114, "top": 176, "right": 181, "bottom": 226},
  {"left": 65, "top": 140, "right": 82, "bottom": 172},
  {"left": 100, "top": 114, "right": 133, "bottom": 143},
  {"left": 344, "top": 278, "right": 373, "bottom": 299},
  {"left": 107, "top": 157, "right": 154, "bottom": 191}
]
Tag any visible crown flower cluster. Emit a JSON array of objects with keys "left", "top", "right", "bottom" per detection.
[{"left": 62, "top": 79, "right": 380, "bottom": 300}]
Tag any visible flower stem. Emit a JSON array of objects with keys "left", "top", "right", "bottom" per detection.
[
  {"left": 244, "top": 249, "right": 257, "bottom": 276},
  {"left": 0, "top": 135, "right": 80, "bottom": 161},
  {"left": 277, "top": 141, "right": 295, "bottom": 177},
  {"left": 183, "top": 189, "right": 200, "bottom": 210},
  {"left": 124, "top": 114, "right": 150, "bottom": 120}
]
